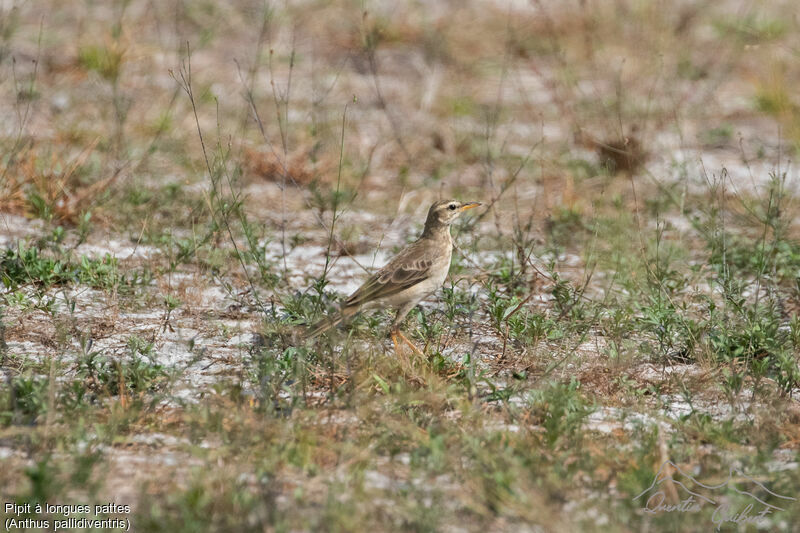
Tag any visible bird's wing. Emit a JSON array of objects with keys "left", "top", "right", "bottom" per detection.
[{"left": 344, "top": 243, "right": 434, "bottom": 308}]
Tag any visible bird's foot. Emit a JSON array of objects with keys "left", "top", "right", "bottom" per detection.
[{"left": 396, "top": 330, "right": 424, "bottom": 356}]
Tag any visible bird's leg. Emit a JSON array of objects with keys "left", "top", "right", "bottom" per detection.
[
  {"left": 389, "top": 327, "right": 417, "bottom": 356},
  {"left": 397, "top": 330, "right": 424, "bottom": 356},
  {"left": 390, "top": 303, "right": 421, "bottom": 355}
]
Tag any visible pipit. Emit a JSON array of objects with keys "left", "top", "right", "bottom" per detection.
[{"left": 306, "top": 199, "right": 481, "bottom": 353}]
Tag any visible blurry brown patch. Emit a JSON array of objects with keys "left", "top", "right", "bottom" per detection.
[
  {"left": 334, "top": 239, "right": 372, "bottom": 257},
  {"left": 0, "top": 140, "right": 118, "bottom": 225},
  {"left": 243, "top": 147, "right": 333, "bottom": 187},
  {"left": 596, "top": 135, "right": 645, "bottom": 174},
  {"left": 577, "top": 366, "right": 619, "bottom": 397},
  {"left": 575, "top": 129, "right": 646, "bottom": 175},
  {"left": 431, "top": 131, "right": 451, "bottom": 153}
]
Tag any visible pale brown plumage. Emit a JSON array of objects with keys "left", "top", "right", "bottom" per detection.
[{"left": 306, "top": 200, "right": 481, "bottom": 347}]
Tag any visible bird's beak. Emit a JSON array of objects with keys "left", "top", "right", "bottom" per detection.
[{"left": 459, "top": 202, "right": 482, "bottom": 211}]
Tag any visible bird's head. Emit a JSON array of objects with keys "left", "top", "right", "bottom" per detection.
[{"left": 424, "top": 199, "right": 482, "bottom": 230}]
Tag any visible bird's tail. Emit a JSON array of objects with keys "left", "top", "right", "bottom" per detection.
[{"left": 304, "top": 305, "right": 358, "bottom": 340}]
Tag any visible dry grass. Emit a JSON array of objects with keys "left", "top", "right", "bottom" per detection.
[{"left": 1, "top": 1, "right": 800, "bottom": 531}]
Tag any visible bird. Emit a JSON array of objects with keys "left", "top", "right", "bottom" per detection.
[{"left": 306, "top": 199, "right": 481, "bottom": 353}]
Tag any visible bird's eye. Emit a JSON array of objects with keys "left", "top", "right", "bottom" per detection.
[{"left": 448, "top": 204, "right": 457, "bottom": 210}]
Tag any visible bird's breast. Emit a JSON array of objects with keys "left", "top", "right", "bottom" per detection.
[{"left": 429, "top": 243, "right": 452, "bottom": 288}]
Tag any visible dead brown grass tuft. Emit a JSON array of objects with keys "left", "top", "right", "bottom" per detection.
[
  {"left": 242, "top": 146, "right": 335, "bottom": 187},
  {"left": 0, "top": 140, "right": 120, "bottom": 224}
]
